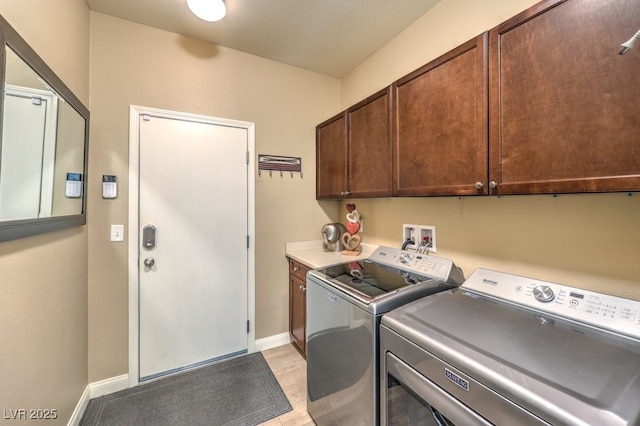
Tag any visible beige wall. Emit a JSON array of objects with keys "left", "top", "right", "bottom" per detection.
[
  {"left": 0, "top": 0, "right": 90, "bottom": 423},
  {"left": 337, "top": 0, "right": 640, "bottom": 299},
  {"left": 88, "top": 12, "right": 340, "bottom": 381}
]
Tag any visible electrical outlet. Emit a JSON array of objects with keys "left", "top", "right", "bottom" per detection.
[{"left": 110, "top": 224, "right": 124, "bottom": 242}]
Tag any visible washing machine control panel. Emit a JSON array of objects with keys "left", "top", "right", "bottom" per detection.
[
  {"left": 532, "top": 285, "right": 555, "bottom": 303},
  {"left": 463, "top": 268, "right": 640, "bottom": 340},
  {"left": 369, "top": 246, "right": 464, "bottom": 285}
]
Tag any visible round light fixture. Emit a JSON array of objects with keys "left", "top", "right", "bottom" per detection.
[{"left": 187, "top": 0, "right": 226, "bottom": 22}]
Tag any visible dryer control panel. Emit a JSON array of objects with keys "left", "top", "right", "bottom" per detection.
[{"left": 463, "top": 268, "right": 640, "bottom": 340}]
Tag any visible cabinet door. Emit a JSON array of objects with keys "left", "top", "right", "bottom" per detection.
[
  {"left": 348, "top": 87, "right": 393, "bottom": 197},
  {"left": 489, "top": 0, "right": 640, "bottom": 195},
  {"left": 289, "top": 274, "right": 306, "bottom": 354},
  {"left": 393, "top": 33, "right": 489, "bottom": 196},
  {"left": 316, "top": 112, "right": 347, "bottom": 199}
]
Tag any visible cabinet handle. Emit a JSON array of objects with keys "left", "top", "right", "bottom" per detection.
[
  {"left": 299, "top": 285, "right": 306, "bottom": 292},
  {"left": 475, "top": 182, "right": 484, "bottom": 189},
  {"left": 489, "top": 181, "right": 498, "bottom": 189},
  {"left": 341, "top": 191, "right": 351, "bottom": 197},
  {"left": 293, "top": 266, "right": 299, "bottom": 271}
]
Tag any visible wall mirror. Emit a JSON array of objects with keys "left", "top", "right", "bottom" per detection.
[{"left": 0, "top": 15, "right": 89, "bottom": 242}]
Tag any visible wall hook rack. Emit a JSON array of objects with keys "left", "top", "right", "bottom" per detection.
[{"left": 258, "top": 154, "right": 303, "bottom": 178}]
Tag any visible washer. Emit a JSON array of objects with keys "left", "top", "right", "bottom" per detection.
[
  {"left": 380, "top": 268, "right": 640, "bottom": 425},
  {"left": 306, "top": 246, "right": 464, "bottom": 426}
]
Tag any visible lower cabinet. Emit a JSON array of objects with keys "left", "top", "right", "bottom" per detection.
[{"left": 288, "top": 258, "right": 310, "bottom": 356}]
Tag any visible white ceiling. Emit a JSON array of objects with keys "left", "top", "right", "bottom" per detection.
[{"left": 86, "top": 0, "right": 442, "bottom": 78}]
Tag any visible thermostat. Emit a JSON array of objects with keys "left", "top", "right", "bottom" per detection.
[{"left": 102, "top": 175, "right": 117, "bottom": 199}]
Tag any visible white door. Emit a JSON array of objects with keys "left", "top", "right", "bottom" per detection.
[
  {"left": 137, "top": 112, "right": 249, "bottom": 380},
  {"left": 0, "top": 86, "right": 57, "bottom": 220}
]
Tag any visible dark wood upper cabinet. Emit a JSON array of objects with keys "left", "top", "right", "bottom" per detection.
[
  {"left": 393, "top": 33, "right": 489, "bottom": 196},
  {"left": 316, "top": 87, "right": 392, "bottom": 199},
  {"left": 317, "top": 0, "right": 640, "bottom": 199},
  {"left": 348, "top": 87, "right": 393, "bottom": 197},
  {"left": 489, "top": 0, "right": 640, "bottom": 195},
  {"left": 316, "top": 112, "right": 347, "bottom": 199}
]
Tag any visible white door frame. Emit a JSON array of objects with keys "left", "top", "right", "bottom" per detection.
[{"left": 127, "top": 105, "right": 256, "bottom": 387}]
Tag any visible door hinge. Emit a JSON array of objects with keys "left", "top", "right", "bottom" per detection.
[
  {"left": 246, "top": 151, "right": 250, "bottom": 164},
  {"left": 247, "top": 235, "right": 250, "bottom": 249},
  {"left": 247, "top": 320, "right": 250, "bottom": 333},
  {"left": 142, "top": 114, "right": 151, "bottom": 121}
]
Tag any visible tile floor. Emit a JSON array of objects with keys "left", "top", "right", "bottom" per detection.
[{"left": 260, "top": 344, "right": 315, "bottom": 425}]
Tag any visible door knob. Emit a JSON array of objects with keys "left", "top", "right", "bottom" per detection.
[{"left": 144, "top": 257, "right": 155, "bottom": 267}]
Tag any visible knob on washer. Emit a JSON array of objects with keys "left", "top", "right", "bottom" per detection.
[{"left": 533, "top": 285, "right": 555, "bottom": 303}]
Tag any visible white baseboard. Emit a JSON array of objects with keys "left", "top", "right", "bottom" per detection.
[
  {"left": 89, "top": 374, "right": 129, "bottom": 398},
  {"left": 67, "top": 374, "right": 129, "bottom": 426},
  {"left": 67, "top": 385, "right": 90, "bottom": 426},
  {"left": 69, "top": 334, "right": 289, "bottom": 425},
  {"left": 255, "top": 332, "right": 291, "bottom": 352}
]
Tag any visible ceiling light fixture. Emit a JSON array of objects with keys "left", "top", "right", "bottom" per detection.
[{"left": 187, "top": 0, "right": 226, "bottom": 22}]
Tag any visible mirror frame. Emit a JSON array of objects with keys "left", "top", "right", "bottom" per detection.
[{"left": 0, "top": 15, "right": 89, "bottom": 242}]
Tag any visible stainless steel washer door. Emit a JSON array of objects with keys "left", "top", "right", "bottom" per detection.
[{"left": 306, "top": 276, "right": 376, "bottom": 425}]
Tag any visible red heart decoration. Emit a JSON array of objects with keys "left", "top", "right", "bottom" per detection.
[
  {"left": 346, "top": 221, "right": 360, "bottom": 235},
  {"left": 346, "top": 203, "right": 356, "bottom": 213}
]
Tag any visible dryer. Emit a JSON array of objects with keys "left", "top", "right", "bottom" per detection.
[{"left": 380, "top": 268, "right": 640, "bottom": 425}]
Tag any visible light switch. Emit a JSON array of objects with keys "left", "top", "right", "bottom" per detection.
[{"left": 110, "top": 224, "right": 124, "bottom": 242}]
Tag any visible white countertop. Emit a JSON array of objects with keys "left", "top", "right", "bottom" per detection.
[{"left": 285, "top": 240, "right": 377, "bottom": 269}]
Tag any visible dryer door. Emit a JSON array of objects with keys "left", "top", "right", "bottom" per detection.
[{"left": 384, "top": 352, "right": 491, "bottom": 426}]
